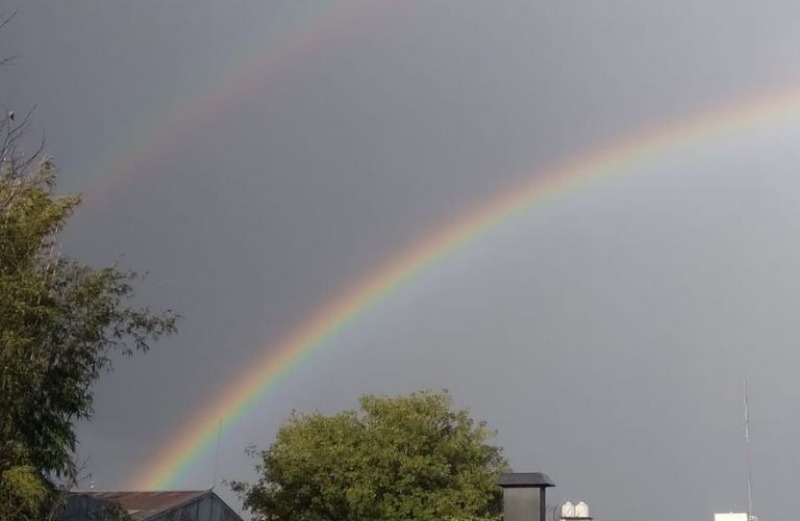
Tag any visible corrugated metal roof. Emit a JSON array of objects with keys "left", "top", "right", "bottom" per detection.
[{"left": 76, "top": 490, "right": 209, "bottom": 521}]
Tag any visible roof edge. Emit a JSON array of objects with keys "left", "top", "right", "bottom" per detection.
[{"left": 497, "top": 472, "right": 555, "bottom": 488}]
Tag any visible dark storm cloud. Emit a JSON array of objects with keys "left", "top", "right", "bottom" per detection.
[{"left": 4, "top": 1, "right": 800, "bottom": 519}]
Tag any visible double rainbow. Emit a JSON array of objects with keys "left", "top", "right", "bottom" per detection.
[{"left": 131, "top": 87, "right": 800, "bottom": 490}]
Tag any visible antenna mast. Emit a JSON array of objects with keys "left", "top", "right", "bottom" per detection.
[
  {"left": 211, "top": 418, "right": 222, "bottom": 491},
  {"left": 743, "top": 379, "right": 753, "bottom": 521}
]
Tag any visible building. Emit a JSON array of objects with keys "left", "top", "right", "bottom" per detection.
[
  {"left": 715, "top": 513, "right": 759, "bottom": 521},
  {"left": 61, "top": 490, "right": 243, "bottom": 521}
]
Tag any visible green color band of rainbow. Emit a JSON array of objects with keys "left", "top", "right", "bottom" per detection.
[{"left": 130, "top": 86, "right": 800, "bottom": 490}]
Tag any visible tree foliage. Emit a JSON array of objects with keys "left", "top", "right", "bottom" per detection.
[
  {"left": 0, "top": 113, "right": 178, "bottom": 520},
  {"left": 232, "top": 390, "right": 508, "bottom": 521}
]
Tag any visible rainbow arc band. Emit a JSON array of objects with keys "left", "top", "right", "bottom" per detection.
[{"left": 132, "top": 88, "right": 800, "bottom": 490}]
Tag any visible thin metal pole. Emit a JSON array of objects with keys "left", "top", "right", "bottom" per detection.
[
  {"left": 744, "top": 379, "right": 753, "bottom": 521},
  {"left": 211, "top": 418, "right": 222, "bottom": 491}
]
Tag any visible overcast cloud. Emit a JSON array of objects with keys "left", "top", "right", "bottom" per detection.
[{"left": 4, "top": 1, "right": 800, "bottom": 519}]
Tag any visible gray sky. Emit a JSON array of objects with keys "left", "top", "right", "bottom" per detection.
[{"left": 4, "top": 1, "right": 800, "bottom": 519}]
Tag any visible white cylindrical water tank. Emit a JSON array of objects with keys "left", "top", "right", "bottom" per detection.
[{"left": 575, "top": 502, "right": 590, "bottom": 518}]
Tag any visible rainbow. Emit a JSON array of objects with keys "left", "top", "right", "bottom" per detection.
[
  {"left": 80, "top": 0, "right": 389, "bottom": 205},
  {"left": 129, "top": 86, "right": 800, "bottom": 490}
]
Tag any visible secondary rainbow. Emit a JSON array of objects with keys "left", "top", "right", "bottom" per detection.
[
  {"left": 131, "top": 86, "right": 800, "bottom": 490},
  {"left": 80, "top": 0, "right": 387, "bottom": 205}
]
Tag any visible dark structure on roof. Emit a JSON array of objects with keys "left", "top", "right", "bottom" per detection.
[
  {"left": 497, "top": 472, "right": 556, "bottom": 521},
  {"left": 497, "top": 472, "right": 555, "bottom": 488},
  {"left": 60, "top": 490, "right": 242, "bottom": 521}
]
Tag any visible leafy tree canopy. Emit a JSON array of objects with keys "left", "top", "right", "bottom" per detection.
[
  {"left": 232, "top": 390, "right": 508, "bottom": 521},
  {"left": 0, "top": 115, "right": 178, "bottom": 520}
]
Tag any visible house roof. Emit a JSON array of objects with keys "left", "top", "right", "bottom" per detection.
[{"left": 75, "top": 490, "right": 209, "bottom": 521}]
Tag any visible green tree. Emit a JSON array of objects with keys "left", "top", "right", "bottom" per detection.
[
  {"left": 0, "top": 113, "right": 178, "bottom": 520},
  {"left": 232, "top": 390, "right": 508, "bottom": 521}
]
